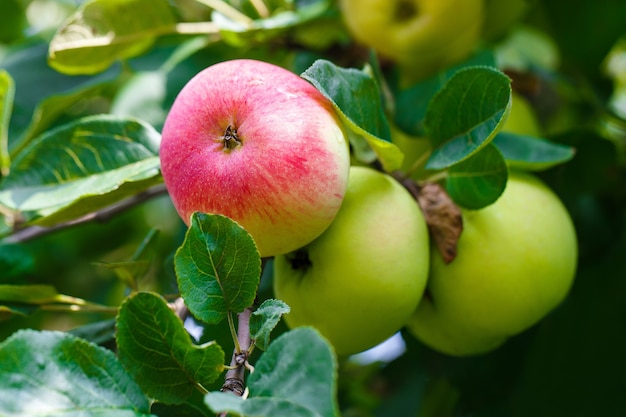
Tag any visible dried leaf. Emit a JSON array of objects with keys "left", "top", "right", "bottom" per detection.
[{"left": 415, "top": 182, "right": 463, "bottom": 264}]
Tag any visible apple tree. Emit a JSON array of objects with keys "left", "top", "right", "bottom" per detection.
[{"left": 1, "top": 0, "right": 626, "bottom": 416}]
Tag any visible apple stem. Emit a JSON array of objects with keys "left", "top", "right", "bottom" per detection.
[
  {"left": 223, "top": 125, "right": 242, "bottom": 150},
  {"left": 420, "top": 170, "right": 449, "bottom": 185},
  {"left": 400, "top": 150, "right": 432, "bottom": 181}
]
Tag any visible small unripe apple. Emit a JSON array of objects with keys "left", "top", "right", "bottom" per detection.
[
  {"left": 273, "top": 166, "right": 430, "bottom": 356},
  {"left": 406, "top": 171, "right": 578, "bottom": 356},
  {"left": 160, "top": 59, "right": 350, "bottom": 257},
  {"left": 339, "top": 0, "right": 484, "bottom": 84}
]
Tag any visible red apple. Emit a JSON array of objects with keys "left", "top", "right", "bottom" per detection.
[{"left": 160, "top": 59, "right": 350, "bottom": 257}]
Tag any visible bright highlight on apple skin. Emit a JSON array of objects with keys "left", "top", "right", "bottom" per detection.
[{"left": 159, "top": 59, "right": 351, "bottom": 258}]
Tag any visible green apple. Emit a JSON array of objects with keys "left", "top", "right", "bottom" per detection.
[
  {"left": 339, "top": 0, "right": 484, "bottom": 84},
  {"left": 502, "top": 91, "right": 542, "bottom": 136},
  {"left": 273, "top": 166, "right": 430, "bottom": 356},
  {"left": 406, "top": 171, "right": 578, "bottom": 356}
]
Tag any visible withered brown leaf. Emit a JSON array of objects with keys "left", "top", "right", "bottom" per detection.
[{"left": 413, "top": 182, "right": 464, "bottom": 264}]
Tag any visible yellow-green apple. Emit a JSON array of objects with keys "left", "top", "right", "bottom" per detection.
[
  {"left": 273, "top": 166, "right": 430, "bottom": 356},
  {"left": 339, "top": 0, "right": 484, "bottom": 84},
  {"left": 406, "top": 171, "right": 578, "bottom": 356},
  {"left": 501, "top": 91, "right": 542, "bottom": 136},
  {"left": 160, "top": 59, "right": 350, "bottom": 257}
]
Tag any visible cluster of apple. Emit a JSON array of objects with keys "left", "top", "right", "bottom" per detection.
[
  {"left": 339, "top": 0, "right": 531, "bottom": 85},
  {"left": 159, "top": 59, "right": 577, "bottom": 358}
]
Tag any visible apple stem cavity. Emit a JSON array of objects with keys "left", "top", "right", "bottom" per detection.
[
  {"left": 222, "top": 125, "right": 242, "bottom": 151},
  {"left": 395, "top": 0, "right": 419, "bottom": 22},
  {"left": 286, "top": 248, "right": 313, "bottom": 271}
]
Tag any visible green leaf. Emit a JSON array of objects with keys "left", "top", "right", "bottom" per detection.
[
  {"left": 116, "top": 292, "right": 226, "bottom": 404},
  {"left": 95, "top": 228, "right": 160, "bottom": 289},
  {"left": 0, "top": 284, "right": 110, "bottom": 321},
  {"left": 493, "top": 132, "right": 576, "bottom": 170},
  {"left": 69, "top": 318, "right": 117, "bottom": 346},
  {"left": 250, "top": 298, "right": 291, "bottom": 351},
  {"left": 175, "top": 213, "right": 261, "bottom": 325},
  {"left": 301, "top": 59, "right": 403, "bottom": 172},
  {"left": 205, "top": 327, "right": 340, "bottom": 417},
  {"left": 0, "top": 284, "right": 71, "bottom": 304},
  {"left": 213, "top": 0, "right": 331, "bottom": 47},
  {"left": 446, "top": 144, "right": 509, "bottom": 210},
  {"left": 48, "top": 0, "right": 177, "bottom": 75},
  {"left": 393, "top": 49, "right": 497, "bottom": 137},
  {"left": 205, "top": 393, "right": 320, "bottom": 417},
  {"left": 0, "top": 329, "right": 154, "bottom": 417},
  {"left": 0, "top": 70, "right": 14, "bottom": 176},
  {"left": 424, "top": 66, "right": 512, "bottom": 170},
  {"left": 0, "top": 114, "right": 162, "bottom": 226},
  {"left": 2, "top": 41, "right": 121, "bottom": 153}
]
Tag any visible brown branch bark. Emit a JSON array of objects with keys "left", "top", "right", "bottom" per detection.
[
  {"left": 221, "top": 306, "right": 253, "bottom": 396},
  {"left": 218, "top": 306, "right": 254, "bottom": 416},
  {"left": 3, "top": 184, "right": 168, "bottom": 244}
]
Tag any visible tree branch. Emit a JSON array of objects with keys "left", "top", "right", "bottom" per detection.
[
  {"left": 220, "top": 306, "right": 253, "bottom": 401},
  {"left": 3, "top": 184, "right": 168, "bottom": 244}
]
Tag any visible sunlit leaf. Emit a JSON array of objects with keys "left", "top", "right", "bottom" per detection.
[
  {"left": 0, "top": 70, "right": 14, "bottom": 176},
  {"left": 116, "top": 292, "right": 225, "bottom": 404},
  {"left": 0, "top": 284, "right": 110, "bottom": 321},
  {"left": 424, "top": 66, "right": 511, "bottom": 170},
  {"left": 0, "top": 115, "right": 162, "bottom": 226},
  {"left": 250, "top": 298, "right": 290, "bottom": 351},
  {"left": 2, "top": 41, "right": 121, "bottom": 154},
  {"left": 446, "top": 144, "right": 509, "bottom": 210},
  {"left": 213, "top": 0, "right": 331, "bottom": 47},
  {"left": 301, "top": 59, "right": 403, "bottom": 172},
  {"left": 0, "top": 329, "right": 154, "bottom": 417},
  {"left": 48, "top": 0, "right": 177, "bottom": 75},
  {"left": 493, "top": 132, "right": 576, "bottom": 170},
  {"left": 175, "top": 213, "right": 261, "bottom": 325},
  {"left": 205, "top": 327, "right": 339, "bottom": 417}
]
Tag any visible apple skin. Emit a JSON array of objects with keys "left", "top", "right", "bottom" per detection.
[
  {"left": 160, "top": 59, "right": 350, "bottom": 258},
  {"left": 273, "top": 166, "right": 430, "bottom": 356},
  {"left": 339, "top": 0, "right": 483, "bottom": 83},
  {"left": 502, "top": 92, "right": 542, "bottom": 136},
  {"left": 406, "top": 171, "right": 578, "bottom": 356}
]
